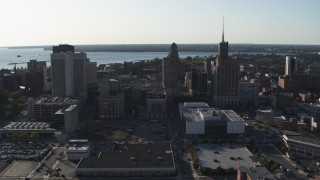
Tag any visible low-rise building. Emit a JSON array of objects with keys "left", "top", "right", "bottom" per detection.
[
  {"left": 255, "top": 110, "right": 273, "bottom": 122},
  {"left": 276, "top": 117, "right": 298, "bottom": 132},
  {"left": 66, "top": 139, "right": 90, "bottom": 160},
  {"left": 55, "top": 105, "right": 79, "bottom": 135},
  {"left": 179, "top": 102, "right": 209, "bottom": 119},
  {"left": 99, "top": 94, "right": 124, "bottom": 120},
  {"left": 272, "top": 93, "right": 296, "bottom": 109},
  {"left": 76, "top": 143, "right": 175, "bottom": 177},
  {"left": 179, "top": 102, "right": 245, "bottom": 136},
  {"left": 221, "top": 110, "right": 246, "bottom": 134},
  {"left": 146, "top": 92, "right": 166, "bottom": 120},
  {"left": 237, "top": 166, "right": 275, "bottom": 180},
  {"left": 0, "top": 122, "right": 67, "bottom": 141},
  {"left": 27, "top": 96, "right": 79, "bottom": 121},
  {"left": 283, "top": 131, "right": 320, "bottom": 157},
  {"left": 278, "top": 75, "right": 292, "bottom": 91},
  {"left": 298, "top": 92, "right": 314, "bottom": 102},
  {"left": 296, "top": 103, "right": 320, "bottom": 121}
]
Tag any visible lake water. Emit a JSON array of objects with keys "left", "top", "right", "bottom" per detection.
[
  {"left": 0, "top": 47, "right": 287, "bottom": 69},
  {"left": 0, "top": 48, "right": 216, "bottom": 69}
]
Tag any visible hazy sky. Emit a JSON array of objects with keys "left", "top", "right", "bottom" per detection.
[{"left": 1, "top": 0, "right": 319, "bottom": 46}]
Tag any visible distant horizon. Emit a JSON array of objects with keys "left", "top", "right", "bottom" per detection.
[{"left": 3, "top": 42, "right": 320, "bottom": 48}]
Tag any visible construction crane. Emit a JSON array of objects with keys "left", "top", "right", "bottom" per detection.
[{"left": 7, "top": 62, "right": 27, "bottom": 75}]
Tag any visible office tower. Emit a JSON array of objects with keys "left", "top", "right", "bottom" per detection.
[
  {"left": 51, "top": 44, "right": 87, "bottom": 99},
  {"left": 239, "top": 80, "right": 259, "bottom": 106},
  {"left": 27, "top": 59, "right": 49, "bottom": 92},
  {"left": 87, "top": 61, "right": 97, "bottom": 88},
  {"left": 99, "top": 76, "right": 124, "bottom": 120},
  {"left": 212, "top": 21, "right": 239, "bottom": 106},
  {"left": 185, "top": 69, "right": 208, "bottom": 96},
  {"left": 285, "top": 56, "right": 298, "bottom": 76},
  {"left": 162, "top": 43, "right": 185, "bottom": 96},
  {"left": 53, "top": 44, "right": 74, "bottom": 53}
]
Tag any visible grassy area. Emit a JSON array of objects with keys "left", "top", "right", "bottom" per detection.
[{"left": 259, "top": 156, "right": 280, "bottom": 173}]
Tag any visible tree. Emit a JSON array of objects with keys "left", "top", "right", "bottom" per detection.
[
  {"left": 29, "top": 132, "right": 39, "bottom": 141},
  {"left": 2, "top": 90, "right": 27, "bottom": 119},
  {"left": 215, "top": 166, "right": 224, "bottom": 175}
]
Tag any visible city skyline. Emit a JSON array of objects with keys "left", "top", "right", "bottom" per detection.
[{"left": 1, "top": 0, "right": 320, "bottom": 46}]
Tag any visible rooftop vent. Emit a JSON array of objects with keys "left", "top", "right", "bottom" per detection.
[{"left": 157, "top": 156, "right": 163, "bottom": 161}]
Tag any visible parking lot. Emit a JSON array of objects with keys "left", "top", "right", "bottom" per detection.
[{"left": 0, "top": 142, "right": 50, "bottom": 162}]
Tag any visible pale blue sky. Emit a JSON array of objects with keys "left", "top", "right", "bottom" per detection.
[{"left": 0, "top": 0, "right": 319, "bottom": 46}]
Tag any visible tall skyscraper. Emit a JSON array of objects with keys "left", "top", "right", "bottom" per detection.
[
  {"left": 212, "top": 21, "right": 239, "bottom": 106},
  {"left": 51, "top": 44, "right": 87, "bottom": 99},
  {"left": 162, "top": 43, "right": 185, "bottom": 96},
  {"left": 285, "top": 56, "right": 298, "bottom": 76}
]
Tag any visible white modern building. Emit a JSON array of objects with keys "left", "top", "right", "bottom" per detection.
[
  {"left": 285, "top": 56, "right": 298, "bottom": 76},
  {"left": 184, "top": 108, "right": 206, "bottom": 134},
  {"left": 283, "top": 131, "right": 320, "bottom": 157},
  {"left": 179, "top": 102, "right": 209, "bottom": 119},
  {"left": 66, "top": 139, "right": 90, "bottom": 160},
  {"left": 220, "top": 110, "right": 245, "bottom": 134},
  {"left": 55, "top": 104, "right": 79, "bottom": 135},
  {"left": 179, "top": 102, "right": 245, "bottom": 136}
]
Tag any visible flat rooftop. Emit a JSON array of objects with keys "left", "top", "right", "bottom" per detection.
[
  {"left": 34, "top": 96, "right": 78, "bottom": 105},
  {"left": 184, "top": 109, "right": 203, "bottom": 122},
  {"left": 183, "top": 102, "right": 209, "bottom": 108},
  {"left": 196, "top": 144, "right": 259, "bottom": 169},
  {"left": 2, "top": 122, "right": 52, "bottom": 130},
  {"left": 184, "top": 108, "right": 222, "bottom": 122},
  {"left": 283, "top": 131, "right": 320, "bottom": 148},
  {"left": 221, "top": 110, "right": 244, "bottom": 122},
  {"left": 69, "top": 139, "right": 88, "bottom": 143},
  {"left": 199, "top": 108, "right": 219, "bottom": 117},
  {"left": 77, "top": 143, "right": 174, "bottom": 169},
  {"left": 297, "top": 103, "right": 320, "bottom": 113},
  {"left": 256, "top": 109, "right": 273, "bottom": 113},
  {"left": 239, "top": 166, "right": 275, "bottom": 180},
  {"left": 67, "top": 139, "right": 90, "bottom": 153},
  {"left": 67, "top": 145, "right": 89, "bottom": 153}
]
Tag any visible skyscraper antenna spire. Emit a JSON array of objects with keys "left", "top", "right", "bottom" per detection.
[{"left": 222, "top": 17, "right": 224, "bottom": 42}]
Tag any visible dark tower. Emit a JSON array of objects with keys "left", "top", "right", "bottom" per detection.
[
  {"left": 219, "top": 18, "right": 228, "bottom": 60},
  {"left": 212, "top": 19, "right": 239, "bottom": 107},
  {"left": 162, "top": 43, "right": 185, "bottom": 96},
  {"left": 53, "top": 44, "right": 75, "bottom": 53}
]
